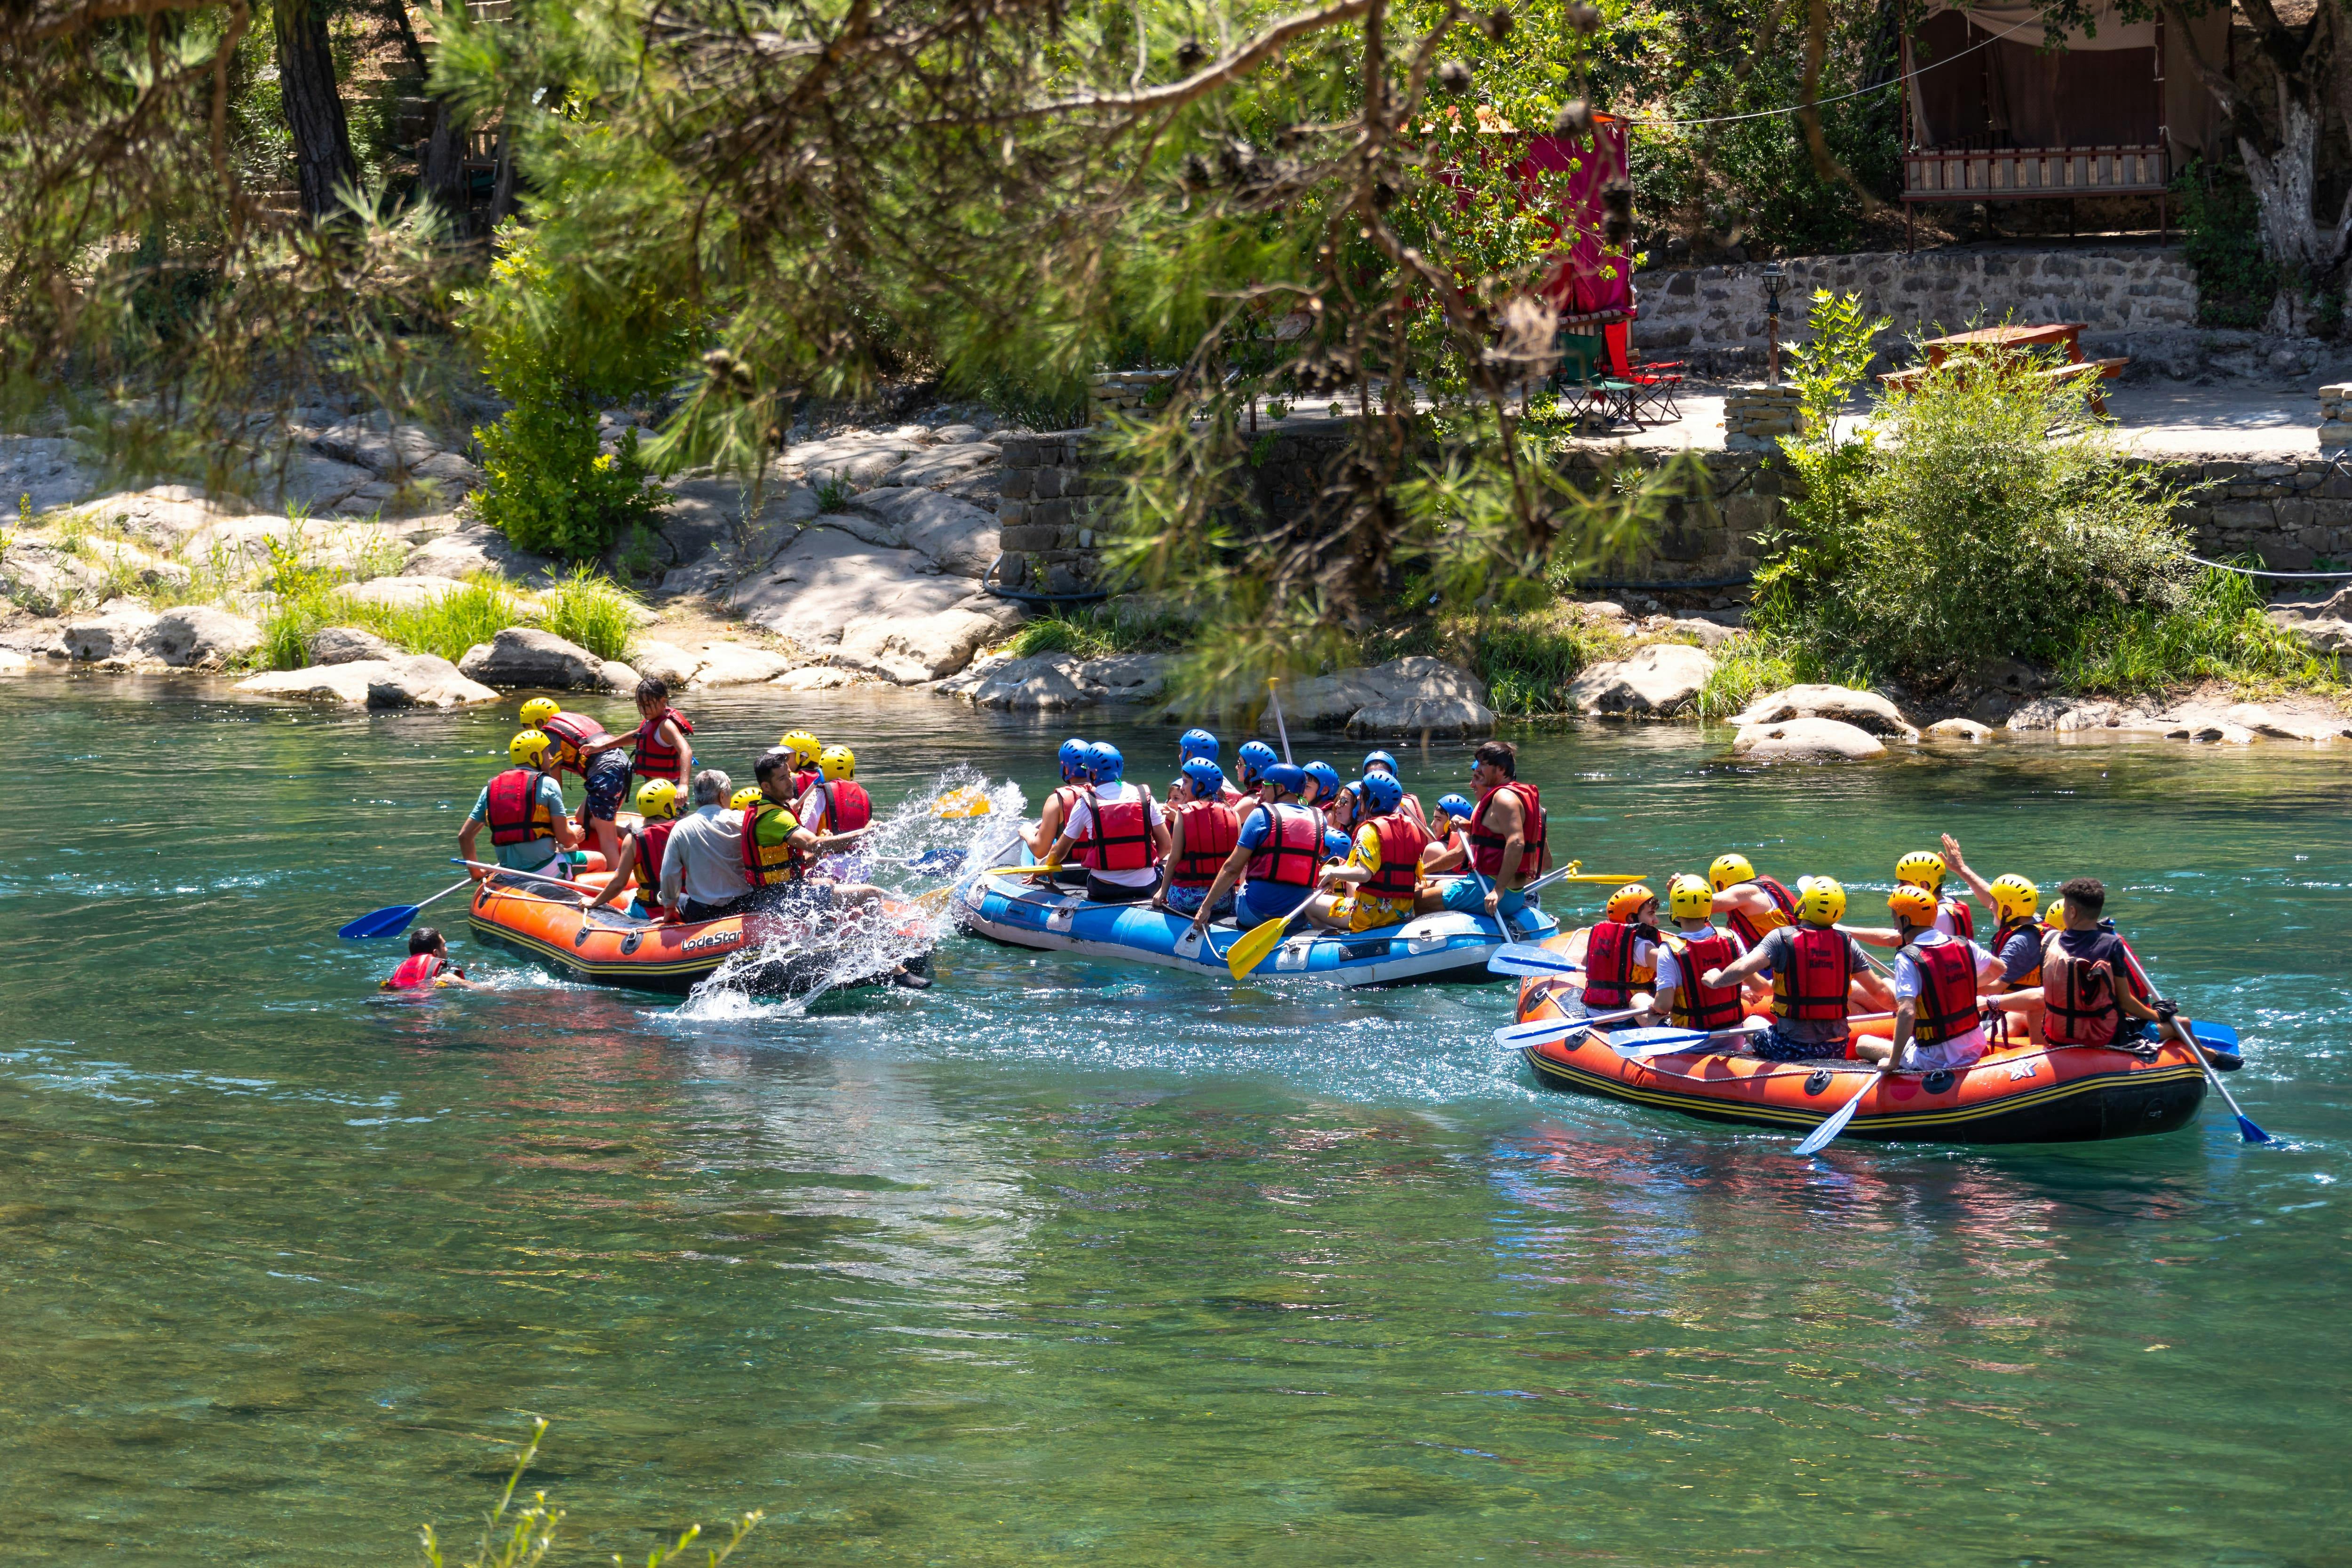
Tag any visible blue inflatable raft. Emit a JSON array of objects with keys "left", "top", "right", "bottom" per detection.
[{"left": 954, "top": 869, "right": 1561, "bottom": 986}]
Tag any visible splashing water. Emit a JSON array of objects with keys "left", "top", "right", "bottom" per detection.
[{"left": 677, "top": 766, "right": 1028, "bottom": 1018}]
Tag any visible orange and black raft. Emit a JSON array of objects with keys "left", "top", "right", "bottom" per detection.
[
  {"left": 1513, "top": 929, "right": 2207, "bottom": 1145},
  {"left": 467, "top": 865, "right": 932, "bottom": 996}
]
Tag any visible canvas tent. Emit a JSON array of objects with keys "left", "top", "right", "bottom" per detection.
[{"left": 1901, "top": 1, "right": 2226, "bottom": 222}]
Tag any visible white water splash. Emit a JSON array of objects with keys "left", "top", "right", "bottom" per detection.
[{"left": 674, "top": 766, "right": 1027, "bottom": 1021}]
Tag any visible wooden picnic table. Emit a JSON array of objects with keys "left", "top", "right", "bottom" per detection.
[{"left": 1883, "top": 321, "right": 2128, "bottom": 412}]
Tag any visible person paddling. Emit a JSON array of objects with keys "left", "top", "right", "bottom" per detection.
[
  {"left": 2034, "top": 877, "right": 2168, "bottom": 1051},
  {"left": 586, "top": 778, "right": 683, "bottom": 920},
  {"left": 380, "top": 927, "right": 486, "bottom": 992},
  {"left": 459, "top": 730, "right": 582, "bottom": 883},
  {"left": 1650, "top": 875, "right": 1750, "bottom": 1032},
  {"left": 1156, "top": 758, "right": 1240, "bottom": 922},
  {"left": 1044, "top": 742, "right": 1169, "bottom": 905},
  {"left": 1024, "top": 737, "right": 1094, "bottom": 891},
  {"left": 1854, "top": 885, "right": 2004, "bottom": 1073},
  {"left": 1183, "top": 762, "right": 1326, "bottom": 941},
  {"left": 1703, "top": 878, "right": 1889, "bottom": 1061}
]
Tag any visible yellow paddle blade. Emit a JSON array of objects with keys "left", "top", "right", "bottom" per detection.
[
  {"left": 935, "top": 784, "right": 993, "bottom": 818},
  {"left": 979, "top": 863, "right": 1060, "bottom": 878},
  {"left": 914, "top": 886, "right": 954, "bottom": 915},
  {"left": 1226, "top": 913, "right": 1295, "bottom": 979},
  {"left": 1560, "top": 872, "right": 1647, "bottom": 883}
]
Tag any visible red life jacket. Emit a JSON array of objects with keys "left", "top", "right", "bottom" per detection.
[
  {"left": 740, "top": 801, "right": 808, "bottom": 887},
  {"left": 1726, "top": 874, "right": 1799, "bottom": 949},
  {"left": 1244, "top": 802, "right": 1325, "bottom": 889},
  {"left": 1772, "top": 926, "right": 1852, "bottom": 1022},
  {"left": 1581, "top": 919, "right": 1653, "bottom": 1008},
  {"left": 485, "top": 768, "right": 556, "bottom": 846},
  {"left": 629, "top": 819, "right": 677, "bottom": 897},
  {"left": 537, "top": 710, "right": 614, "bottom": 775},
  {"left": 1170, "top": 800, "right": 1240, "bottom": 888},
  {"left": 1362, "top": 813, "right": 1431, "bottom": 900},
  {"left": 1466, "top": 781, "right": 1547, "bottom": 878},
  {"left": 2040, "top": 930, "right": 2121, "bottom": 1047},
  {"left": 1075, "top": 787, "right": 1159, "bottom": 872},
  {"left": 1666, "top": 929, "right": 1745, "bottom": 1031},
  {"left": 381, "top": 952, "right": 444, "bottom": 991},
  {"left": 1905, "top": 938, "right": 1980, "bottom": 1045},
  {"left": 631, "top": 708, "right": 693, "bottom": 780},
  {"left": 793, "top": 766, "right": 820, "bottom": 799},
  {"left": 1940, "top": 896, "right": 1975, "bottom": 940},
  {"left": 815, "top": 779, "right": 872, "bottom": 834}
]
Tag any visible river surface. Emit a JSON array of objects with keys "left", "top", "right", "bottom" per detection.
[{"left": 2, "top": 679, "right": 2346, "bottom": 1567}]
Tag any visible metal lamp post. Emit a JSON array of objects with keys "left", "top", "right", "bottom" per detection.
[{"left": 1763, "top": 261, "right": 1784, "bottom": 385}]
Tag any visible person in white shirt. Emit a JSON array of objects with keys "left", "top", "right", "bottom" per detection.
[
  {"left": 1044, "top": 742, "right": 1170, "bottom": 905},
  {"left": 1855, "top": 884, "right": 2006, "bottom": 1073},
  {"left": 659, "top": 769, "right": 755, "bottom": 921}
]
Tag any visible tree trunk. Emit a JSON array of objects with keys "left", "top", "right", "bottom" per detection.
[
  {"left": 422, "top": 101, "right": 471, "bottom": 218},
  {"left": 273, "top": 0, "right": 359, "bottom": 220}
]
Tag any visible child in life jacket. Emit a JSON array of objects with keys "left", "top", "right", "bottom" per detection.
[{"left": 380, "top": 927, "right": 486, "bottom": 992}]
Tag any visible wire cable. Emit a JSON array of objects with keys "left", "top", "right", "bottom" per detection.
[{"left": 1620, "top": 13, "right": 2043, "bottom": 132}]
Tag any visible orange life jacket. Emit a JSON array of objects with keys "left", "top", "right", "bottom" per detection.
[
  {"left": 1244, "top": 802, "right": 1325, "bottom": 889},
  {"left": 739, "top": 801, "right": 807, "bottom": 887},
  {"left": 814, "top": 779, "right": 872, "bottom": 834},
  {"left": 1940, "top": 896, "right": 1976, "bottom": 940},
  {"left": 536, "top": 710, "right": 614, "bottom": 775},
  {"left": 2041, "top": 930, "right": 2122, "bottom": 1047},
  {"left": 1582, "top": 919, "right": 1655, "bottom": 1008},
  {"left": 1075, "top": 787, "right": 1159, "bottom": 873},
  {"left": 381, "top": 953, "right": 444, "bottom": 991},
  {"left": 631, "top": 708, "right": 693, "bottom": 780},
  {"left": 629, "top": 819, "right": 676, "bottom": 897},
  {"left": 1993, "top": 915, "right": 2045, "bottom": 985}
]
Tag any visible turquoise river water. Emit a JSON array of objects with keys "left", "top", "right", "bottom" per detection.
[{"left": 1, "top": 679, "right": 2346, "bottom": 1567}]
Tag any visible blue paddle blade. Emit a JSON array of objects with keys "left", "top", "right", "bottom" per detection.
[
  {"left": 1487, "top": 943, "right": 1576, "bottom": 977},
  {"left": 1608, "top": 1025, "right": 1705, "bottom": 1053},
  {"left": 1494, "top": 1018, "right": 1591, "bottom": 1049},
  {"left": 2237, "top": 1116, "right": 2276, "bottom": 1144},
  {"left": 904, "top": 848, "right": 965, "bottom": 875},
  {"left": 339, "top": 904, "right": 418, "bottom": 940},
  {"left": 1794, "top": 1076, "right": 1875, "bottom": 1157}
]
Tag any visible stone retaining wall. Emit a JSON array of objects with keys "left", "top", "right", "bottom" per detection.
[
  {"left": 998, "top": 422, "right": 2352, "bottom": 599},
  {"left": 1627, "top": 244, "right": 2325, "bottom": 380}
]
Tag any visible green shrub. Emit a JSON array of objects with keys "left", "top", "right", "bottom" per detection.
[
  {"left": 538, "top": 564, "right": 642, "bottom": 662},
  {"left": 358, "top": 578, "right": 526, "bottom": 664},
  {"left": 460, "top": 223, "right": 693, "bottom": 560},
  {"left": 1470, "top": 611, "right": 1621, "bottom": 717},
  {"left": 1756, "top": 294, "right": 2191, "bottom": 681},
  {"left": 2063, "top": 564, "right": 2340, "bottom": 696},
  {"left": 1006, "top": 601, "right": 1195, "bottom": 659},
  {"left": 814, "top": 477, "right": 854, "bottom": 513},
  {"left": 2173, "top": 161, "right": 2276, "bottom": 330}
]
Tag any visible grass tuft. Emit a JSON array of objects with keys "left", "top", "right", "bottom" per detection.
[
  {"left": 538, "top": 564, "right": 641, "bottom": 663},
  {"left": 2062, "top": 565, "right": 2341, "bottom": 697}
]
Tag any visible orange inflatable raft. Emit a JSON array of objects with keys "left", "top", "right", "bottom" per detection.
[
  {"left": 467, "top": 866, "right": 933, "bottom": 996},
  {"left": 1515, "top": 928, "right": 2208, "bottom": 1145}
]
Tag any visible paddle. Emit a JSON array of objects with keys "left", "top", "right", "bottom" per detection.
[
  {"left": 2166, "top": 1011, "right": 2273, "bottom": 1144},
  {"left": 1487, "top": 942, "right": 1582, "bottom": 978},
  {"left": 339, "top": 875, "right": 477, "bottom": 940},
  {"left": 1613, "top": 1017, "right": 1769, "bottom": 1058},
  {"left": 450, "top": 858, "right": 594, "bottom": 900},
  {"left": 1793, "top": 1070, "right": 1879, "bottom": 1157},
  {"left": 903, "top": 847, "right": 968, "bottom": 876},
  {"left": 1266, "top": 676, "right": 1294, "bottom": 765},
  {"left": 936, "top": 784, "right": 993, "bottom": 818},
  {"left": 1226, "top": 887, "right": 1322, "bottom": 979},
  {"left": 979, "top": 862, "right": 1067, "bottom": 879},
  {"left": 1492, "top": 1008, "right": 1651, "bottom": 1048}
]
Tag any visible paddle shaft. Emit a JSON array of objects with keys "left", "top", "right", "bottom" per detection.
[
  {"left": 2166, "top": 1011, "right": 2272, "bottom": 1142},
  {"left": 341, "top": 875, "right": 477, "bottom": 938},
  {"left": 453, "top": 858, "right": 595, "bottom": 901},
  {"left": 1265, "top": 676, "right": 1294, "bottom": 765}
]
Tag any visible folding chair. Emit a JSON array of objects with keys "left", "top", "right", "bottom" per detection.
[
  {"left": 1602, "top": 325, "right": 1684, "bottom": 421},
  {"left": 1552, "top": 331, "right": 1638, "bottom": 427}
]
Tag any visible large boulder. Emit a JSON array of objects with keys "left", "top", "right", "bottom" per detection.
[
  {"left": 312, "top": 414, "right": 443, "bottom": 476},
  {"left": 148, "top": 605, "right": 262, "bottom": 669},
  {"left": 0, "top": 542, "right": 105, "bottom": 614},
  {"left": 689, "top": 642, "right": 796, "bottom": 687},
  {"left": 1565, "top": 642, "right": 1714, "bottom": 718},
  {"left": 307, "top": 625, "right": 400, "bottom": 665},
  {"left": 401, "top": 523, "right": 555, "bottom": 585},
  {"left": 60, "top": 608, "right": 162, "bottom": 664},
  {"left": 1732, "top": 716, "right": 1888, "bottom": 761},
  {"left": 1081, "top": 653, "right": 1173, "bottom": 704},
  {"left": 831, "top": 595, "right": 1025, "bottom": 684},
  {"left": 849, "top": 488, "right": 1001, "bottom": 578},
  {"left": 1272, "top": 657, "right": 1494, "bottom": 736},
  {"left": 2220, "top": 701, "right": 2352, "bottom": 742},
  {"left": 728, "top": 525, "right": 1026, "bottom": 681},
  {"left": 0, "top": 434, "right": 100, "bottom": 514},
  {"left": 628, "top": 638, "right": 703, "bottom": 687},
  {"left": 457, "top": 627, "right": 606, "bottom": 689},
  {"left": 1734, "top": 683, "right": 1919, "bottom": 742},
  {"left": 966, "top": 654, "right": 1091, "bottom": 711},
  {"left": 367, "top": 654, "right": 501, "bottom": 709}
]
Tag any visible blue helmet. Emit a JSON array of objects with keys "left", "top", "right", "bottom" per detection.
[
  {"left": 1263, "top": 761, "right": 1307, "bottom": 797},
  {"left": 1301, "top": 760, "right": 1340, "bottom": 802},
  {"left": 1436, "top": 792, "right": 1474, "bottom": 822},
  {"left": 1237, "top": 740, "right": 1278, "bottom": 785},
  {"left": 1359, "top": 771, "right": 1404, "bottom": 815},
  {"left": 1086, "top": 741, "right": 1125, "bottom": 784},
  {"left": 1179, "top": 728, "right": 1219, "bottom": 763},
  {"left": 1057, "top": 736, "right": 1091, "bottom": 781},
  {"left": 1181, "top": 758, "right": 1225, "bottom": 799},
  {"left": 1324, "top": 828, "right": 1351, "bottom": 860},
  {"left": 1362, "top": 749, "right": 1399, "bottom": 776}
]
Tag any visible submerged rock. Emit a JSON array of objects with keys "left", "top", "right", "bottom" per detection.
[
  {"left": 1734, "top": 683, "right": 1919, "bottom": 742},
  {"left": 1565, "top": 642, "right": 1714, "bottom": 718},
  {"left": 236, "top": 654, "right": 497, "bottom": 708},
  {"left": 1925, "top": 717, "right": 1994, "bottom": 742},
  {"left": 1732, "top": 716, "right": 1888, "bottom": 761}
]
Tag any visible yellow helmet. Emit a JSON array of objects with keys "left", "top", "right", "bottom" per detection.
[
  {"left": 509, "top": 729, "right": 552, "bottom": 766},
  {"left": 633, "top": 778, "right": 681, "bottom": 820},
  {"left": 519, "top": 697, "right": 561, "bottom": 728},
  {"left": 1888, "top": 884, "right": 1938, "bottom": 926},
  {"left": 1796, "top": 876, "right": 1846, "bottom": 925},
  {"left": 1667, "top": 873, "right": 1715, "bottom": 922},
  {"left": 1895, "top": 850, "right": 1947, "bottom": 891},
  {"left": 729, "top": 786, "right": 763, "bottom": 810},
  {"left": 1708, "top": 853, "right": 1755, "bottom": 892},
  {"left": 818, "top": 744, "right": 856, "bottom": 781},
  {"left": 779, "top": 729, "right": 822, "bottom": 766},
  {"left": 1605, "top": 883, "right": 1657, "bottom": 924},
  {"left": 1988, "top": 873, "right": 2040, "bottom": 922},
  {"left": 2046, "top": 897, "right": 2068, "bottom": 927}
]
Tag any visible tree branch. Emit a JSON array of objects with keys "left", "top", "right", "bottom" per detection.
[{"left": 1019, "top": 0, "right": 1374, "bottom": 121}]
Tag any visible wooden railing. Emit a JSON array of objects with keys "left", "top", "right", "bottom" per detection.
[{"left": 1901, "top": 144, "right": 2169, "bottom": 202}]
